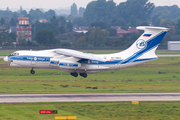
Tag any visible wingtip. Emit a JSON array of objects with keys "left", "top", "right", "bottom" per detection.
[
  {"left": 106, "top": 60, "right": 116, "bottom": 62},
  {"left": 167, "top": 29, "right": 175, "bottom": 31}
]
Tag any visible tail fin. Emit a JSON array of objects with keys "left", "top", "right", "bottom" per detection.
[{"left": 121, "top": 26, "right": 169, "bottom": 64}]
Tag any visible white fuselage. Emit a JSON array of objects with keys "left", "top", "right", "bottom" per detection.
[{"left": 4, "top": 49, "right": 156, "bottom": 73}]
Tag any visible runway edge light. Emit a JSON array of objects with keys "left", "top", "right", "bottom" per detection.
[{"left": 132, "top": 101, "right": 139, "bottom": 105}]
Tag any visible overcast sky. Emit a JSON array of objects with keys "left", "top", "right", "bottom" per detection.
[{"left": 0, "top": 0, "right": 180, "bottom": 10}]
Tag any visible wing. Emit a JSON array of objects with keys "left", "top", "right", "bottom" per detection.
[{"left": 54, "top": 49, "right": 107, "bottom": 62}]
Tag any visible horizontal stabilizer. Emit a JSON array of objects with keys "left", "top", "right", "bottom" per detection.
[{"left": 136, "top": 26, "right": 168, "bottom": 31}]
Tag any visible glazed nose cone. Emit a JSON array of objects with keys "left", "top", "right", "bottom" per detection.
[{"left": 3, "top": 56, "right": 8, "bottom": 62}]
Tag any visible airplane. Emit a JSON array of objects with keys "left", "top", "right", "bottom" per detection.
[{"left": 3, "top": 26, "right": 171, "bottom": 78}]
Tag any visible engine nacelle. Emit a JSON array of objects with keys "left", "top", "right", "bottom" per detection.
[
  {"left": 49, "top": 58, "right": 59, "bottom": 66},
  {"left": 49, "top": 58, "right": 81, "bottom": 69}
]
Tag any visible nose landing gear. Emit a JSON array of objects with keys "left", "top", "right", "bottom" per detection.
[{"left": 30, "top": 68, "right": 35, "bottom": 74}]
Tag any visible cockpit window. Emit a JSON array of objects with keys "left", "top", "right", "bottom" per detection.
[{"left": 8, "top": 52, "right": 19, "bottom": 57}]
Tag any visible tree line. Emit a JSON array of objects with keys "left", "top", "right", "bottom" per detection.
[{"left": 1, "top": 0, "right": 180, "bottom": 48}]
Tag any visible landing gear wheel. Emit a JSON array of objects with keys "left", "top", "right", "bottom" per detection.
[
  {"left": 70, "top": 72, "right": 78, "bottom": 77},
  {"left": 30, "top": 69, "right": 35, "bottom": 74},
  {"left": 80, "top": 73, "right": 87, "bottom": 78}
]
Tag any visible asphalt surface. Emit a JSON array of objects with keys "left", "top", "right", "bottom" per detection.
[
  {"left": 0, "top": 56, "right": 5, "bottom": 58},
  {"left": 1, "top": 93, "right": 180, "bottom": 103}
]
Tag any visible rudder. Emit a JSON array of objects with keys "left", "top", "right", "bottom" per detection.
[{"left": 120, "top": 26, "right": 169, "bottom": 64}]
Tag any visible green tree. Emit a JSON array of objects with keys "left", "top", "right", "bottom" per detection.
[
  {"left": 21, "top": 10, "right": 27, "bottom": 17},
  {"left": 35, "top": 29, "right": 57, "bottom": 45},
  {"left": 59, "top": 16, "right": 66, "bottom": 25},
  {"left": 28, "top": 9, "right": 43, "bottom": 20},
  {"left": 73, "top": 17, "right": 86, "bottom": 26},
  {"left": 71, "top": 3, "right": 78, "bottom": 16},
  {"left": 5, "top": 37, "right": 14, "bottom": 46},
  {"left": 10, "top": 18, "right": 16, "bottom": 26},
  {"left": 151, "top": 5, "right": 180, "bottom": 26},
  {"left": 87, "top": 27, "right": 109, "bottom": 47},
  {"left": 106, "top": 0, "right": 116, "bottom": 22},
  {"left": 0, "top": 29, "right": 8, "bottom": 45},
  {"left": 66, "top": 22, "right": 73, "bottom": 32},
  {"left": 90, "top": 21, "right": 110, "bottom": 29},
  {"left": 106, "top": 28, "right": 117, "bottom": 36},
  {"left": 175, "top": 20, "right": 180, "bottom": 34},
  {"left": 112, "top": 18, "right": 126, "bottom": 26},
  {"left": 44, "top": 9, "right": 56, "bottom": 21},
  {"left": 58, "top": 25, "right": 66, "bottom": 34},
  {"left": 117, "top": 0, "right": 155, "bottom": 26},
  {"left": 159, "top": 19, "right": 175, "bottom": 27},
  {"left": 12, "top": 12, "right": 18, "bottom": 20},
  {"left": 75, "top": 36, "right": 86, "bottom": 47},
  {"left": 51, "top": 16, "right": 60, "bottom": 26},
  {"left": 83, "top": 1, "right": 96, "bottom": 24},
  {"left": 79, "top": 7, "right": 85, "bottom": 17},
  {"left": 8, "top": 32, "right": 16, "bottom": 41},
  {"left": 0, "top": 18, "right": 5, "bottom": 25},
  {"left": 84, "top": 0, "right": 116, "bottom": 24},
  {"left": 0, "top": 10, "right": 12, "bottom": 21},
  {"left": 35, "top": 21, "right": 58, "bottom": 35}
]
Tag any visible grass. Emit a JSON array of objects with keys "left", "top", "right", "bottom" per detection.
[
  {"left": 0, "top": 50, "right": 15, "bottom": 56},
  {"left": 1, "top": 50, "right": 180, "bottom": 119},
  {"left": 0, "top": 56, "right": 180, "bottom": 94},
  {"left": 1, "top": 101, "right": 180, "bottom": 120}
]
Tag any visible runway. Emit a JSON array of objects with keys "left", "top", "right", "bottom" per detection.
[
  {"left": 157, "top": 54, "right": 180, "bottom": 57},
  {"left": 0, "top": 54, "right": 180, "bottom": 103},
  {"left": 1, "top": 93, "right": 180, "bottom": 103},
  {"left": 0, "top": 56, "right": 5, "bottom": 58}
]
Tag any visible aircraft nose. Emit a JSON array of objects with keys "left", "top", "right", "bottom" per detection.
[{"left": 3, "top": 56, "right": 8, "bottom": 62}]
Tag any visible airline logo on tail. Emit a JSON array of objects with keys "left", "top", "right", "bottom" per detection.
[{"left": 136, "top": 39, "right": 147, "bottom": 49}]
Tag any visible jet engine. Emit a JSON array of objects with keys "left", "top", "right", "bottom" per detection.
[
  {"left": 49, "top": 58, "right": 59, "bottom": 66},
  {"left": 49, "top": 58, "right": 81, "bottom": 69},
  {"left": 59, "top": 60, "right": 81, "bottom": 69}
]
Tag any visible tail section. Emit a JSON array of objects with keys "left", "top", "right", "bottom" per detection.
[{"left": 120, "top": 26, "right": 169, "bottom": 64}]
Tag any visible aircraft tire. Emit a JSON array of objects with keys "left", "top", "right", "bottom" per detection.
[
  {"left": 80, "top": 73, "right": 87, "bottom": 78},
  {"left": 30, "top": 69, "right": 35, "bottom": 74},
  {"left": 71, "top": 73, "right": 78, "bottom": 77}
]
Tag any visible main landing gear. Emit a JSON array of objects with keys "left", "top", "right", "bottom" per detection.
[
  {"left": 70, "top": 72, "right": 87, "bottom": 78},
  {"left": 30, "top": 68, "right": 35, "bottom": 74},
  {"left": 70, "top": 72, "right": 78, "bottom": 77},
  {"left": 80, "top": 73, "right": 87, "bottom": 78}
]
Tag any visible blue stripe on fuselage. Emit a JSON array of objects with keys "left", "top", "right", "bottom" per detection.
[
  {"left": 59, "top": 63, "right": 78, "bottom": 67},
  {"left": 8, "top": 55, "right": 52, "bottom": 62}
]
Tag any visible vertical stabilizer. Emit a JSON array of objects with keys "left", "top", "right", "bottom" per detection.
[{"left": 120, "top": 26, "right": 169, "bottom": 64}]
